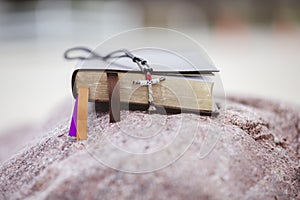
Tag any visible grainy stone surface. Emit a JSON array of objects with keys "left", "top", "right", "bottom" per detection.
[{"left": 0, "top": 97, "right": 299, "bottom": 200}]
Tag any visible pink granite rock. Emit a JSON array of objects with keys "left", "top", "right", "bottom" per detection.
[{"left": 0, "top": 97, "right": 299, "bottom": 199}]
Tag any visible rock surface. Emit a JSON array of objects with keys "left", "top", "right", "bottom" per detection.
[{"left": 0, "top": 97, "right": 299, "bottom": 200}]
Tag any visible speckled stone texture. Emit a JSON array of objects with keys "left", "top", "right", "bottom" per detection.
[{"left": 0, "top": 97, "right": 299, "bottom": 200}]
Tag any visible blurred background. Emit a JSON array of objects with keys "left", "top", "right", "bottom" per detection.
[{"left": 0, "top": 0, "right": 299, "bottom": 134}]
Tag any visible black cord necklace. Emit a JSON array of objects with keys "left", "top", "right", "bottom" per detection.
[{"left": 64, "top": 47, "right": 152, "bottom": 73}]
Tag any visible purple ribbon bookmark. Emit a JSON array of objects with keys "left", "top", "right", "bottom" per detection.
[{"left": 69, "top": 96, "right": 78, "bottom": 137}]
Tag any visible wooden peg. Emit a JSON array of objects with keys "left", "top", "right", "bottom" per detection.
[
  {"left": 107, "top": 72, "right": 120, "bottom": 123},
  {"left": 77, "top": 87, "right": 89, "bottom": 140}
]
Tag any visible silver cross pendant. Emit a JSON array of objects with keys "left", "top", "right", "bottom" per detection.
[{"left": 133, "top": 71, "right": 165, "bottom": 112}]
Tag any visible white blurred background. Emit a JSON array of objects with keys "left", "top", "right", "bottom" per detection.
[{"left": 0, "top": 0, "right": 299, "bottom": 134}]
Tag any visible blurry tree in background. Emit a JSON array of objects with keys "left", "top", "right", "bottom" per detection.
[{"left": 0, "top": 0, "right": 299, "bottom": 40}]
